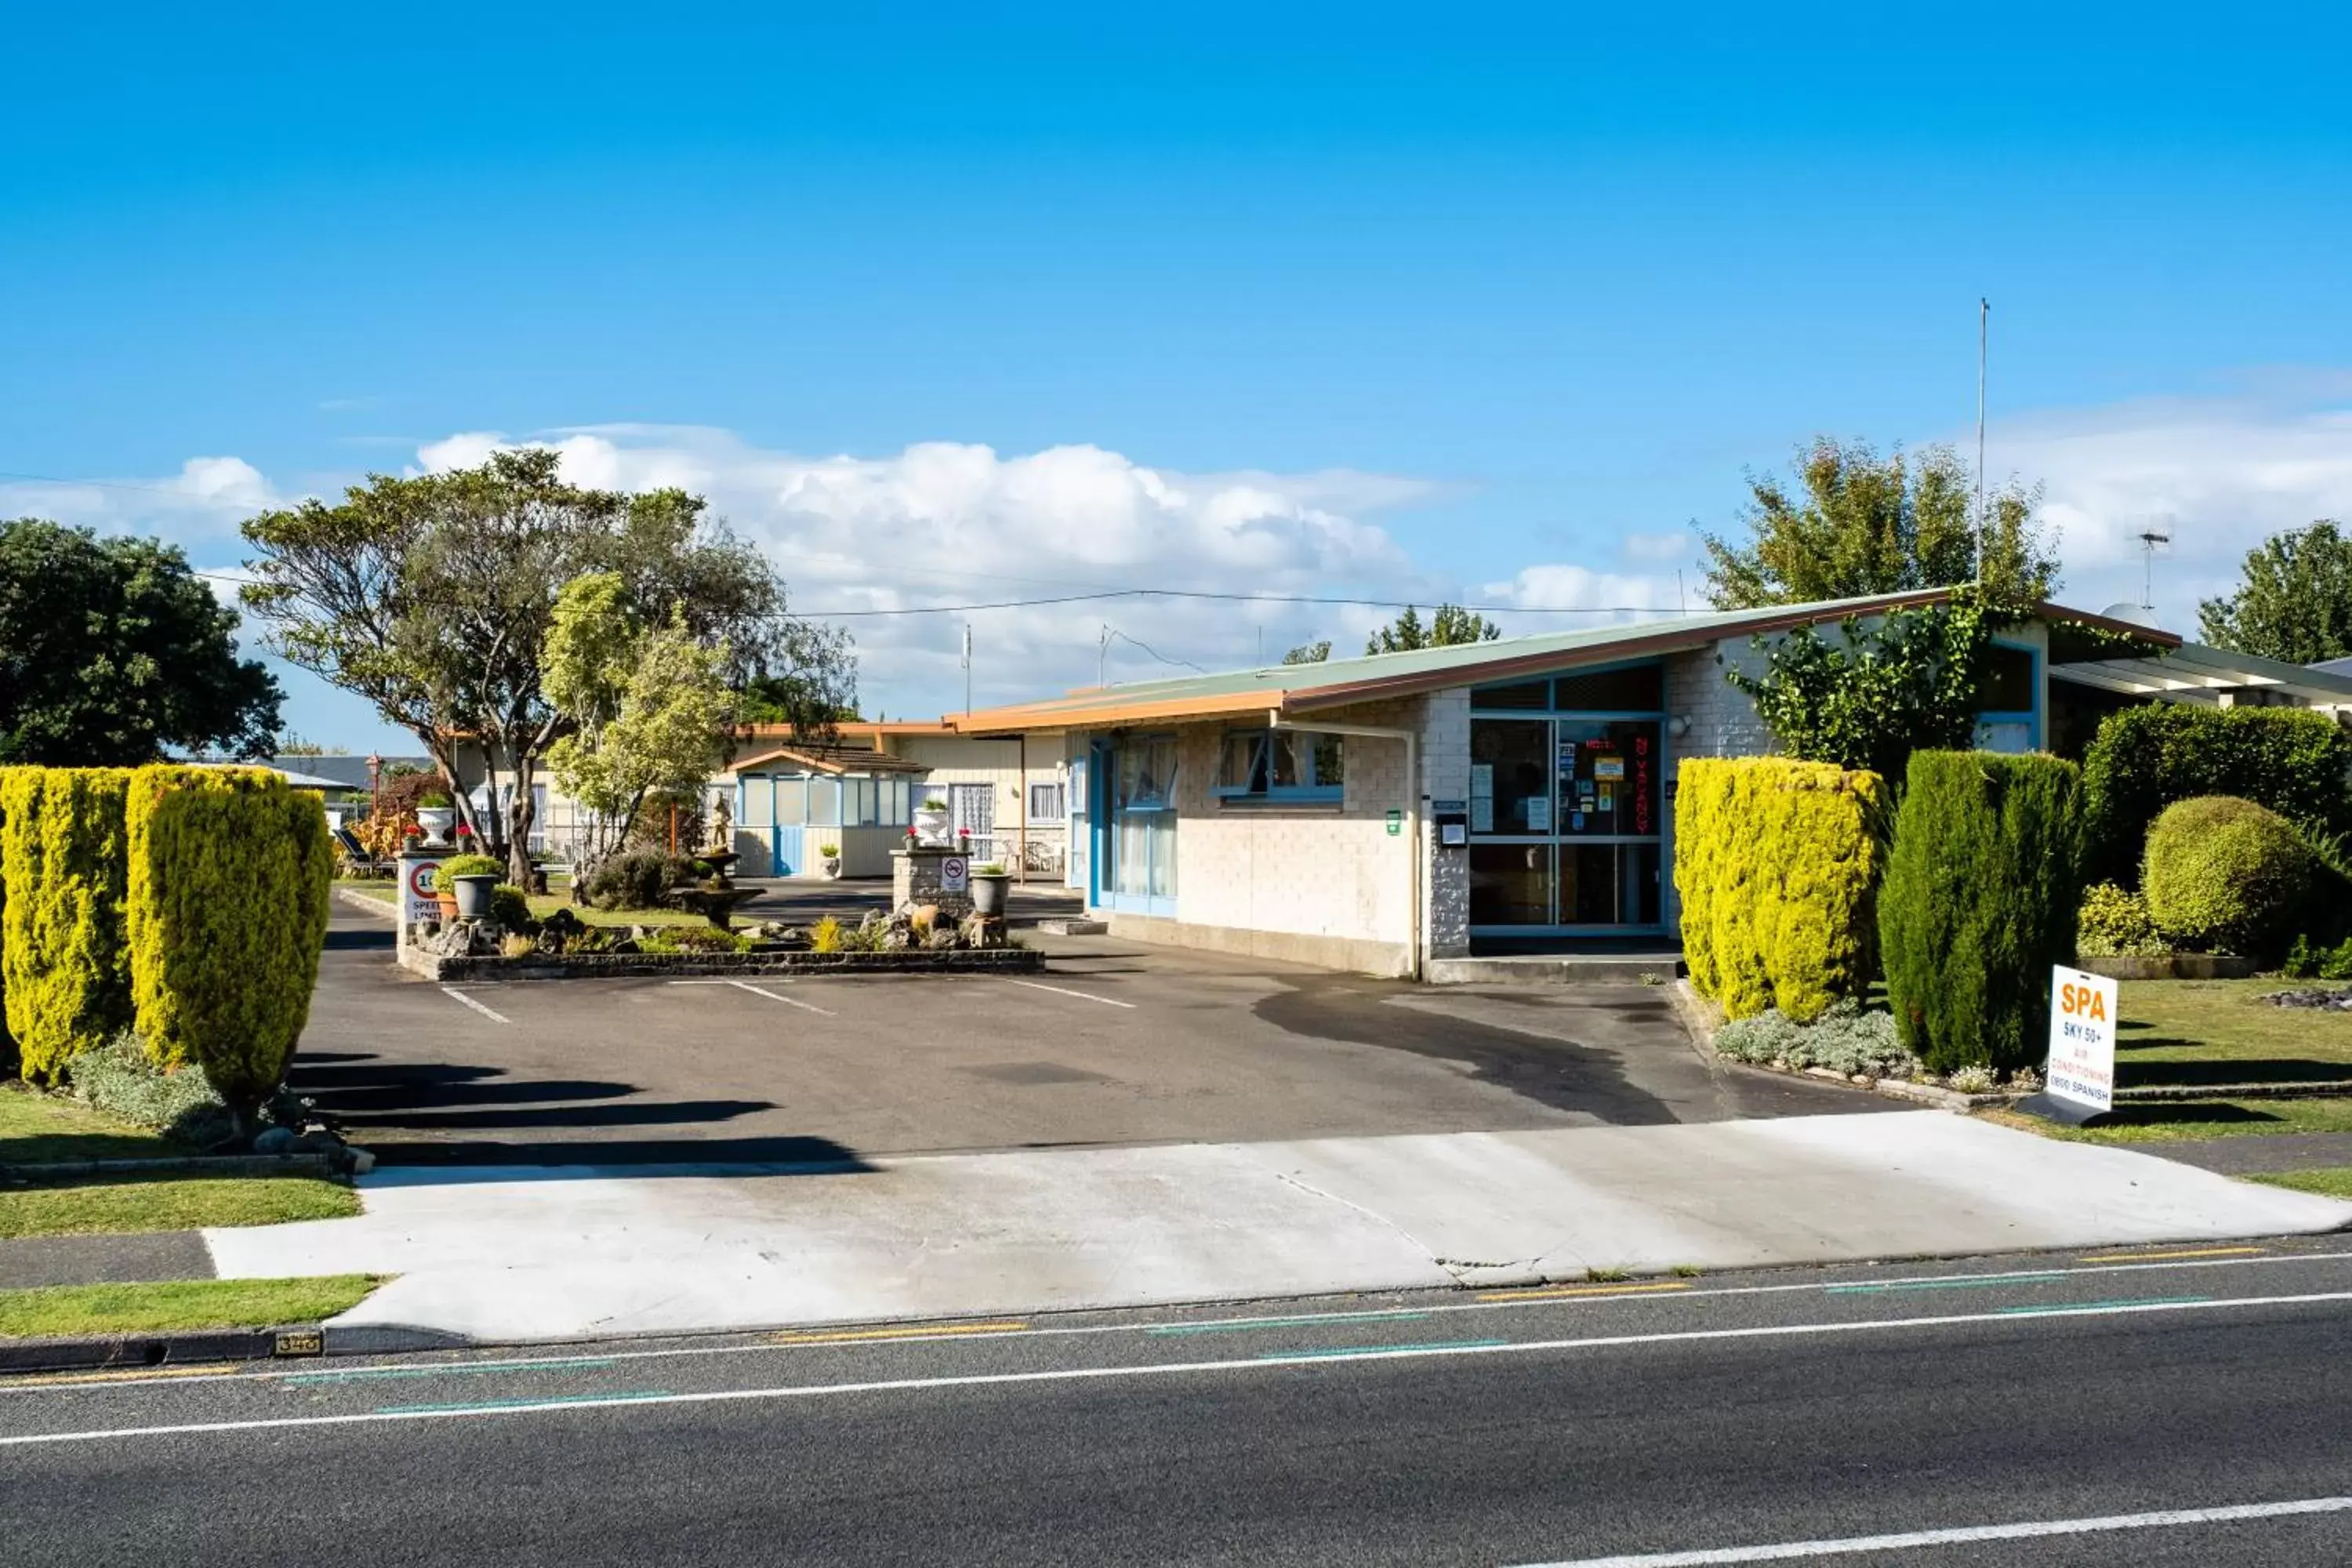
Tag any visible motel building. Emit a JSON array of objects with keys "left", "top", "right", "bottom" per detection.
[{"left": 947, "top": 589, "right": 2352, "bottom": 980}]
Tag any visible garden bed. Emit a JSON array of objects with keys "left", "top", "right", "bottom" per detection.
[{"left": 401, "top": 945, "right": 1045, "bottom": 982}]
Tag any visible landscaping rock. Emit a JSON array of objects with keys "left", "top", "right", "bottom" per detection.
[
  {"left": 2266, "top": 988, "right": 2352, "bottom": 1011},
  {"left": 252, "top": 1127, "right": 299, "bottom": 1155}
]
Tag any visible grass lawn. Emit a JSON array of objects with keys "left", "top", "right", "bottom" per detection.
[
  {"left": 2248, "top": 1167, "right": 2352, "bottom": 1200},
  {"left": 337, "top": 878, "right": 744, "bottom": 928},
  {"left": 0, "top": 1176, "right": 358, "bottom": 1239},
  {"left": 0, "top": 1083, "right": 182, "bottom": 1163},
  {"left": 1980, "top": 1097, "right": 2352, "bottom": 1145},
  {"left": 1, "top": 1087, "right": 359, "bottom": 1237},
  {"left": 2114, "top": 980, "right": 2352, "bottom": 1088},
  {"left": 0, "top": 1276, "right": 380, "bottom": 1339}
]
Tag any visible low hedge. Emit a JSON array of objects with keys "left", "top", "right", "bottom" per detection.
[
  {"left": 2140, "top": 796, "right": 2314, "bottom": 960},
  {"left": 0, "top": 768, "right": 135, "bottom": 1082},
  {"left": 1676, "top": 757, "right": 1885, "bottom": 1022},
  {"left": 2082, "top": 704, "right": 2352, "bottom": 884}
]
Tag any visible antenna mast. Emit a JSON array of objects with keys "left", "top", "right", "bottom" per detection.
[{"left": 1976, "top": 297, "right": 1989, "bottom": 583}]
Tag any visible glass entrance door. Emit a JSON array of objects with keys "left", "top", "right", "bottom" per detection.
[
  {"left": 1467, "top": 662, "right": 1665, "bottom": 938},
  {"left": 1091, "top": 735, "right": 1178, "bottom": 916}
]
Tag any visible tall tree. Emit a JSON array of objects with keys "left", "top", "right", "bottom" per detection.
[
  {"left": 1280, "top": 640, "right": 1331, "bottom": 665},
  {"left": 0, "top": 518, "right": 281, "bottom": 764},
  {"left": 1700, "top": 438, "right": 2060, "bottom": 609},
  {"left": 2198, "top": 521, "right": 2352, "bottom": 665},
  {"left": 543, "top": 573, "right": 735, "bottom": 877},
  {"left": 241, "top": 448, "right": 852, "bottom": 884},
  {"left": 1366, "top": 604, "right": 1501, "bottom": 655}
]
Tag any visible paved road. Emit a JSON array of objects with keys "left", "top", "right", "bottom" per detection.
[
  {"left": 301, "top": 906, "right": 1863, "bottom": 1167},
  {"left": 8, "top": 1240, "right": 2352, "bottom": 1564}
]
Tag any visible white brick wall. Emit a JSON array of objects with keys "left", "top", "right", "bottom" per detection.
[{"left": 1422, "top": 688, "right": 1472, "bottom": 957}]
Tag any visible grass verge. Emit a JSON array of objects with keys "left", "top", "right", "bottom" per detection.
[
  {"left": 2246, "top": 1167, "right": 2352, "bottom": 1200},
  {"left": 0, "top": 1176, "right": 359, "bottom": 1240},
  {"left": 1979, "top": 1097, "right": 2352, "bottom": 1144},
  {"left": 0, "top": 1276, "right": 381, "bottom": 1339}
]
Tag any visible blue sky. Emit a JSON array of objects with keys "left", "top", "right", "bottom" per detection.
[{"left": 6, "top": 3, "right": 2350, "bottom": 748}]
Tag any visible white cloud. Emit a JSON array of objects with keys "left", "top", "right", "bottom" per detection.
[
  {"left": 1479, "top": 563, "right": 1687, "bottom": 621},
  {"left": 413, "top": 426, "right": 1452, "bottom": 710},
  {"left": 1990, "top": 395, "right": 2352, "bottom": 627},
  {"left": 1620, "top": 529, "right": 1696, "bottom": 563}
]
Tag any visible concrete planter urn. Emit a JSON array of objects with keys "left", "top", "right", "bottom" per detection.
[
  {"left": 415, "top": 806, "right": 456, "bottom": 847},
  {"left": 450, "top": 874, "right": 499, "bottom": 920},
  {"left": 818, "top": 843, "right": 842, "bottom": 879},
  {"left": 913, "top": 800, "right": 953, "bottom": 845},
  {"left": 970, "top": 868, "right": 1010, "bottom": 916}
]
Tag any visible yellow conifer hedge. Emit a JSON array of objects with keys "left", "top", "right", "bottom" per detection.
[
  {"left": 125, "top": 765, "right": 333, "bottom": 1112},
  {"left": 0, "top": 767, "right": 136, "bottom": 1082},
  {"left": 1675, "top": 757, "right": 1886, "bottom": 1022}
]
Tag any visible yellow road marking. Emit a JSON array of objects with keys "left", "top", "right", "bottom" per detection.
[
  {"left": 2077, "top": 1246, "right": 2267, "bottom": 1264},
  {"left": 764, "top": 1320, "right": 1029, "bottom": 1346},
  {"left": 1475, "top": 1282, "right": 1693, "bottom": 1302},
  {"left": 0, "top": 1363, "right": 241, "bottom": 1391}
]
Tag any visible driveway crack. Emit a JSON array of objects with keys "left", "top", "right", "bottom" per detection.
[{"left": 1265, "top": 1167, "right": 1503, "bottom": 1286}]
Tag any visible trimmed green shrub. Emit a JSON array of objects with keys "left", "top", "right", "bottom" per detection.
[
  {"left": 66, "top": 1029, "right": 238, "bottom": 1147},
  {"left": 126, "top": 764, "right": 334, "bottom": 1119},
  {"left": 0, "top": 768, "right": 13, "bottom": 1077},
  {"left": 580, "top": 850, "right": 703, "bottom": 911},
  {"left": 432, "top": 852, "right": 506, "bottom": 892},
  {"left": 0, "top": 768, "right": 134, "bottom": 1082},
  {"left": 2140, "top": 796, "right": 2314, "bottom": 959},
  {"left": 1879, "top": 750, "right": 2084, "bottom": 1075},
  {"left": 640, "top": 926, "right": 750, "bottom": 954},
  {"left": 2082, "top": 705, "right": 2352, "bottom": 884},
  {"left": 2075, "top": 881, "right": 2165, "bottom": 958},
  {"left": 1675, "top": 757, "right": 1886, "bottom": 1022},
  {"left": 1712, "top": 1002, "right": 1915, "bottom": 1080},
  {"left": 2282, "top": 935, "right": 2352, "bottom": 981},
  {"left": 489, "top": 884, "right": 535, "bottom": 932}
]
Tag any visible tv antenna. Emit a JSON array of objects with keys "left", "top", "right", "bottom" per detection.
[{"left": 2134, "top": 521, "right": 2174, "bottom": 610}]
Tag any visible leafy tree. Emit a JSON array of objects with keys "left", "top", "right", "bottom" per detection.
[
  {"left": 1726, "top": 590, "right": 2009, "bottom": 784},
  {"left": 1366, "top": 604, "right": 1501, "bottom": 655},
  {"left": 1281, "top": 640, "right": 1331, "bottom": 665},
  {"left": 543, "top": 573, "right": 735, "bottom": 880},
  {"left": 241, "top": 448, "right": 853, "bottom": 884},
  {"left": 1700, "top": 439, "right": 2060, "bottom": 609},
  {"left": 2198, "top": 521, "right": 2352, "bottom": 665},
  {"left": 734, "top": 674, "right": 860, "bottom": 728},
  {"left": 0, "top": 519, "right": 281, "bottom": 764}
]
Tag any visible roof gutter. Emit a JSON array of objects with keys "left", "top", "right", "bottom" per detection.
[{"left": 1269, "top": 708, "right": 1422, "bottom": 982}]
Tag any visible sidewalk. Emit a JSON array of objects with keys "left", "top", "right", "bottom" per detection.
[{"left": 203, "top": 1110, "right": 2352, "bottom": 1344}]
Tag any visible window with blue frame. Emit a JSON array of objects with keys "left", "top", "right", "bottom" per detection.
[{"left": 1214, "top": 729, "right": 1345, "bottom": 802}]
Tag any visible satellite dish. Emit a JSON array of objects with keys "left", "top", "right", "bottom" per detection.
[{"left": 2099, "top": 601, "right": 2164, "bottom": 629}]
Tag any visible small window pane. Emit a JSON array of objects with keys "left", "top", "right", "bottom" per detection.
[
  {"left": 775, "top": 779, "right": 807, "bottom": 826},
  {"left": 1311, "top": 733, "right": 1344, "bottom": 788},
  {"left": 1552, "top": 665, "right": 1664, "bottom": 711},
  {"left": 1269, "top": 732, "right": 1305, "bottom": 789},
  {"left": 1979, "top": 644, "right": 2036, "bottom": 713},
  {"left": 1472, "top": 679, "right": 1550, "bottom": 710},
  {"left": 1218, "top": 733, "right": 1265, "bottom": 791},
  {"left": 808, "top": 777, "right": 840, "bottom": 826}
]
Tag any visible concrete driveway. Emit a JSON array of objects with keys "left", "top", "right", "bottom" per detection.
[{"left": 299, "top": 906, "right": 1871, "bottom": 1167}]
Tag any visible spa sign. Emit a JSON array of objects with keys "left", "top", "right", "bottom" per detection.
[{"left": 2045, "top": 965, "right": 2117, "bottom": 1114}]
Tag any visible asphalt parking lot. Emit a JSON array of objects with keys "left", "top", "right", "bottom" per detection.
[{"left": 299, "top": 903, "right": 1874, "bottom": 1165}]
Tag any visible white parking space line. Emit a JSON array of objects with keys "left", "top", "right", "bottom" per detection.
[
  {"left": 1005, "top": 978, "right": 1136, "bottom": 1009},
  {"left": 1513, "top": 1495, "right": 2352, "bottom": 1566},
  {"left": 726, "top": 980, "right": 835, "bottom": 1016},
  {"left": 439, "top": 987, "right": 510, "bottom": 1025}
]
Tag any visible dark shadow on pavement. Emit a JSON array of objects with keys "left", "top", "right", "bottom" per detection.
[
  {"left": 361, "top": 1134, "right": 873, "bottom": 1172},
  {"left": 335, "top": 1098, "right": 775, "bottom": 1133},
  {"left": 324, "top": 925, "right": 394, "bottom": 952}
]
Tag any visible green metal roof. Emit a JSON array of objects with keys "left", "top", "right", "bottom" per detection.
[{"left": 954, "top": 587, "right": 2118, "bottom": 731}]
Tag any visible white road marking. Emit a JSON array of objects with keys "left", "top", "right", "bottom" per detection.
[
  {"left": 1512, "top": 1495, "right": 2352, "bottom": 1566},
  {"left": 727, "top": 980, "right": 833, "bottom": 1016},
  {"left": 1006, "top": 978, "right": 1135, "bottom": 1009},
  {"left": 5, "top": 1289, "right": 2348, "bottom": 1446},
  {"left": 439, "top": 987, "right": 510, "bottom": 1024},
  {"left": 8, "top": 1248, "right": 2350, "bottom": 1396}
]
